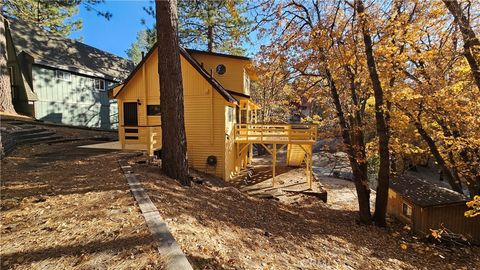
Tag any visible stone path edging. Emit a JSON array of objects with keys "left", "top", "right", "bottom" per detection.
[{"left": 118, "top": 159, "right": 193, "bottom": 270}]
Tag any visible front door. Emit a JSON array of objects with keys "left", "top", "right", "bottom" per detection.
[{"left": 123, "top": 102, "right": 138, "bottom": 126}]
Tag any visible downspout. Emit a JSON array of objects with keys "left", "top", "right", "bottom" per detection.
[
  {"left": 143, "top": 55, "right": 147, "bottom": 126},
  {"left": 210, "top": 87, "right": 214, "bottom": 145}
]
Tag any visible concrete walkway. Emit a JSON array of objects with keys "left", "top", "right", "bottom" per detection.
[{"left": 79, "top": 141, "right": 122, "bottom": 150}]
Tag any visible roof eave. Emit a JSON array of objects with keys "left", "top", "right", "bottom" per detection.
[
  {"left": 185, "top": 48, "right": 251, "bottom": 61},
  {"left": 32, "top": 58, "right": 120, "bottom": 82}
]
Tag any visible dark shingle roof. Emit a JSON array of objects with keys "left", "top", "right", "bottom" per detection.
[
  {"left": 7, "top": 17, "right": 134, "bottom": 81},
  {"left": 390, "top": 175, "right": 469, "bottom": 207},
  {"left": 185, "top": 48, "right": 251, "bottom": 61}
]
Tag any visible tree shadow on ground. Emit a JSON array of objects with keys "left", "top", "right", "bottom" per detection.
[
  {"left": 1, "top": 140, "right": 160, "bottom": 269},
  {"left": 188, "top": 255, "right": 228, "bottom": 270},
  {"left": 137, "top": 163, "right": 479, "bottom": 269},
  {"left": 1, "top": 235, "right": 157, "bottom": 266},
  {"left": 0, "top": 140, "right": 128, "bottom": 203}
]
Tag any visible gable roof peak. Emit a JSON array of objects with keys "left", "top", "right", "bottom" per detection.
[{"left": 114, "top": 43, "right": 237, "bottom": 103}]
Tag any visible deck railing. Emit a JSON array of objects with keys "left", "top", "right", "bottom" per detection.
[
  {"left": 147, "top": 126, "right": 161, "bottom": 156},
  {"left": 121, "top": 126, "right": 161, "bottom": 156},
  {"left": 234, "top": 123, "right": 317, "bottom": 144}
]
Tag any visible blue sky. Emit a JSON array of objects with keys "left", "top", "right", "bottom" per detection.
[
  {"left": 70, "top": 1, "right": 155, "bottom": 58},
  {"left": 69, "top": 1, "right": 264, "bottom": 59}
]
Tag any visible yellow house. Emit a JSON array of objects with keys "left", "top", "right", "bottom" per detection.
[{"left": 112, "top": 45, "right": 317, "bottom": 183}]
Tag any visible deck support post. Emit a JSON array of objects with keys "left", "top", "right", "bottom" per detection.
[
  {"left": 244, "top": 146, "right": 248, "bottom": 166},
  {"left": 272, "top": 143, "right": 277, "bottom": 187},
  {"left": 248, "top": 143, "right": 253, "bottom": 164},
  {"left": 305, "top": 146, "right": 313, "bottom": 189},
  {"left": 147, "top": 127, "right": 153, "bottom": 156},
  {"left": 306, "top": 155, "right": 311, "bottom": 189},
  {"left": 121, "top": 128, "right": 126, "bottom": 149}
]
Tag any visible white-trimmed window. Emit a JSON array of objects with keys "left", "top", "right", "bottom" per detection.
[
  {"left": 402, "top": 202, "right": 413, "bottom": 219},
  {"left": 8, "top": 67, "right": 14, "bottom": 86},
  {"left": 227, "top": 106, "right": 234, "bottom": 123},
  {"left": 225, "top": 106, "right": 235, "bottom": 133},
  {"left": 9, "top": 67, "right": 15, "bottom": 100},
  {"left": 147, "top": 105, "right": 161, "bottom": 116},
  {"left": 94, "top": 79, "right": 105, "bottom": 91},
  {"left": 243, "top": 70, "right": 250, "bottom": 94},
  {"left": 56, "top": 70, "right": 71, "bottom": 81}
]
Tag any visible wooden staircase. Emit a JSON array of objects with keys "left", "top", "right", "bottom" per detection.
[
  {"left": 287, "top": 144, "right": 310, "bottom": 166},
  {"left": 1, "top": 120, "right": 63, "bottom": 158}
]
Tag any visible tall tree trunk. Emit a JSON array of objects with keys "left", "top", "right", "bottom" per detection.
[
  {"left": 356, "top": 0, "right": 390, "bottom": 227},
  {"left": 326, "top": 68, "right": 372, "bottom": 224},
  {"left": 413, "top": 121, "right": 464, "bottom": 193},
  {"left": 207, "top": 25, "right": 213, "bottom": 52},
  {"left": 206, "top": 2, "right": 214, "bottom": 52},
  {"left": 156, "top": 0, "right": 190, "bottom": 185},
  {"left": 443, "top": 0, "right": 480, "bottom": 91},
  {"left": 0, "top": 14, "right": 16, "bottom": 114}
]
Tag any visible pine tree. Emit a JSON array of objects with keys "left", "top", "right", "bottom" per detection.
[
  {"left": 127, "top": 0, "right": 249, "bottom": 62},
  {"left": 126, "top": 28, "right": 156, "bottom": 65},
  {"left": 2, "top": 0, "right": 111, "bottom": 37},
  {"left": 177, "top": 0, "right": 249, "bottom": 54},
  {"left": 0, "top": 13, "right": 15, "bottom": 114},
  {"left": 156, "top": 0, "right": 190, "bottom": 186}
]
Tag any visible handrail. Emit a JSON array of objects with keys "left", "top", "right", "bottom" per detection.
[{"left": 234, "top": 123, "right": 317, "bottom": 143}]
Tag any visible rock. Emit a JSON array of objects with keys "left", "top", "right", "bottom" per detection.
[{"left": 32, "top": 196, "right": 47, "bottom": 203}]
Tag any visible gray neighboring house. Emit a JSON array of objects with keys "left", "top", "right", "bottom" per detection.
[{"left": 5, "top": 17, "right": 134, "bottom": 129}]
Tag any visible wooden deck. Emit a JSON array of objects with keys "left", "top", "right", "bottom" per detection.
[
  {"left": 234, "top": 123, "right": 317, "bottom": 188},
  {"left": 234, "top": 123, "right": 317, "bottom": 144}
]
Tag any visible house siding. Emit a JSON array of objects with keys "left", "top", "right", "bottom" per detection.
[
  {"left": 422, "top": 204, "right": 480, "bottom": 243},
  {"left": 189, "top": 53, "right": 250, "bottom": 95},
  {"left": 117, "top": 50, "right": 232, "bottom": 179},
  {"left": 33, "top": 65, "right": 118, "bottom": 129}
]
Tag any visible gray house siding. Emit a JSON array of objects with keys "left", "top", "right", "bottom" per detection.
[{"left": 32, "top": 65, "right": 118, "bottom": 129}]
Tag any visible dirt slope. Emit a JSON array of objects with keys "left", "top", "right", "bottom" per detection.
[
  {"left": 1, "top": 141, "right": 161, "bottom": 269},
  {"left": 134, "top": 162, "right": 480, "bottom": 270}
]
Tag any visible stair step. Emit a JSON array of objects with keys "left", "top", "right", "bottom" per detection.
[
  {"left": 11, "top": 127, "right": 48, "bottom": 136},
  {"left": 6, "top": 121, "right": 30, "bottom": 126},
  {"left": 3, "top": 140, "right": 16, "bottom": 147},
  {"left": 16, "top": 130, "right": 56, "bottom": 140},
  {"left": 17, "top": 135, "right": 63, "bottom": 145}
]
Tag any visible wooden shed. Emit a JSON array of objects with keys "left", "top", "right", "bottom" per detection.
[
  {"left": 388, "top": 176, "right": 480, "bottom": 243},
  {"left": 112, "top": 44, "right": 317, "bottom": 183}
]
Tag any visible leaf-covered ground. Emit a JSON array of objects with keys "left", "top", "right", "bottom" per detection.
[
  {"left": 133, "top": 161, "right": 480, "bottom": 270},
  {"left": 0, "top": 138, "right": 161, "bottom": 269},
  {"left": 1, "top": 125, "right": 479, "bottom": 269}
]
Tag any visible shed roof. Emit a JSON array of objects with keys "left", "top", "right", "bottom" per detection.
[
  {"left": 113, "top": 43, "right": 237, "bottom": 103},
  {"left": 390, "top": 175, "right": 469, "bottom": 207},
  {"left": 7, "top": 17, "right": 134, "bottom": 82}
]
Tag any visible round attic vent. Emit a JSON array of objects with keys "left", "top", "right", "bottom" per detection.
[{"left": 216, "top": 64, "right": 226, "bottom": 75}]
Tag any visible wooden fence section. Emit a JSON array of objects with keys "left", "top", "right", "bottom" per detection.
[{"left": 234, "top": 123, "right": 317, "bottom": 144}]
